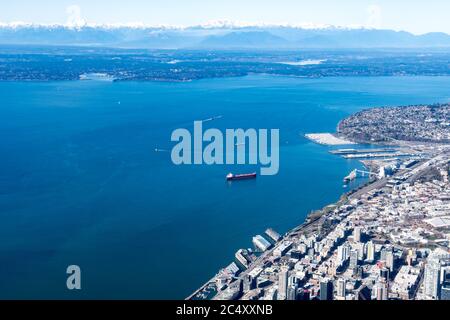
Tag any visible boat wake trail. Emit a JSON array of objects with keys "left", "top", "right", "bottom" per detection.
[
  {"left": 201, "top": 115, "right": 223, "bottom": 123},
  {"left": 154, "top": 148, "right": 170, "bottom": 153}
]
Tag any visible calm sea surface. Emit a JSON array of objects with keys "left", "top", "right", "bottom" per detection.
[{"left": 1, "top": 75, "right": 450, "bottom": 299}]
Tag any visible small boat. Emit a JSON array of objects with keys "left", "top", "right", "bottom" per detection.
[{"left": 226, "top": 172, "right": 257, "bottom": 181}]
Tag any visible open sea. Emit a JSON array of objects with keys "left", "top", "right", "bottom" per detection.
[{"left": 1, "top": 75, "right": 450, "bottom": 299}]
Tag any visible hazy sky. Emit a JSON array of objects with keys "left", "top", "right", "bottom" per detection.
[{"left": 1, "top": 0, "right": 450, "bottom": 34}]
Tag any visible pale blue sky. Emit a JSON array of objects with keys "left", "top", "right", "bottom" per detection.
[{"left": 1, "top": 0, "right": 450, "bottom": 34}]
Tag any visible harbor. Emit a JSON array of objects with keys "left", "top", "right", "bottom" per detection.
[{"left": 331, "top": 148, "right": 422, "bottom": 183}]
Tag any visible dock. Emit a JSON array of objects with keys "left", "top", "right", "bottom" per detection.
[
  {"left": 330, "top": 148, "right": 398, "bottom": 155},
  {"left": 342, "top": 152, "right": 415, "bottom": 159},
  {"left": 343, "top": 169, "right": 358, "bottom": 182}
]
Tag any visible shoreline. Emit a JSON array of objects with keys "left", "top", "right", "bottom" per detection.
[{"left": 187, "top": 170, "right": 375, "bottom": 300}]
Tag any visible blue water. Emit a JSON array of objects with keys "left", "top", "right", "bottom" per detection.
[{"left": 1, "top": 75, "right": 450, "bottom": 299}]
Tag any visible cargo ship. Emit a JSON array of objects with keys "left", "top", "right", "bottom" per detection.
[{"left": 226, "top": 172, "right": 257, "bottom": 181}]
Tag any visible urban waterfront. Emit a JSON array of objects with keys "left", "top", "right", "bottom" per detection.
[{"left": 1, "top": 75, "right": 450, "bottom": 299}]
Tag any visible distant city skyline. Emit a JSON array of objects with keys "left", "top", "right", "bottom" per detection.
[{"left": 1, "top": 0, "right": 450, "bottom": 35}]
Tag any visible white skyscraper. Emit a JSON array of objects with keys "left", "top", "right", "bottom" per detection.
[
  {"left": 337, "top": 244, "right": 350, "bottom": 266},
  {"left": 278, "top": 267, "right": 289, "bottom": 300},
  {"left": 353, "top": 227, "right": 361, "bottom": 242},
  {"left": 336, "top": 278, "right": 346, "bottom": 299}
]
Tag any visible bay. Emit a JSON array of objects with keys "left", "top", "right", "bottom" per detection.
[{"left": 0, "top": 75, "right": 449, "bottom": 299}]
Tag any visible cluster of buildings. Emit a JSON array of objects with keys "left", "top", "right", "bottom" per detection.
[
  {"left": 192, "top": 151, "right": 450, "bottom": 301},
  {"left": 338, "top": 104, "right": 450, "bottom": 144}
]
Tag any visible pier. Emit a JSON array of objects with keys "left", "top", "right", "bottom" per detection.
[
  {"left": 343, "top": 169, "right": 378, "bottom": 182},
  {"left": 330, "top": 148, "right": 398, "bottom": 155},
  {"left": 342, "top": 152, "right": 415, "bottom": 159}
]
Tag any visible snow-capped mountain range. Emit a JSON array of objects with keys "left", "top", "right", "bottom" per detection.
[{"left": 1, "top": 22, "right": 450, "bottom": 49}]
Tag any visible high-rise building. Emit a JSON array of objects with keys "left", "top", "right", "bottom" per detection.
[
  {"left": 356, "top": 242, "right": 365, "bottom": 260},
  {"left": 243, "top": 275, "right": 256, "bottom": 292},
  {"left": 355, "top": 266, "right": 364, "bottom": 278},
  {"left": 306, "top": 237, "right": 315, "bottom": 248},
  {"left": 380, "top": 248, "right": 387, "bottom": 262},
  {"left": 441, "top": 285, "right": 450, "bottom": 300},
  {"left": 440, "top": 268, "right": 450, "bottom": 300},
  {"left": 406, "top": 248, "right": 417, "bottom": 266},
  {"left": 288, "top": 275, "right": 297, "bottom": 287},
  {"left": 308, "top": 248, "right": 315, "bottom": 260},
  {"left": 380, "top": 267, "right": 390, "bottom": 281},
  {"left": 298, "top": 243, "right": 307, "bottom": 254},
  {"left": 373, "top": 279, "right": 389, "bottom": 300},
  {"left": 424, "top": 259, "right": 441, "bottom": 299},
  {"left": 386, "top": 250, "right": 395, "bottom": 272},
  {"left": 336, "top": 278, "right": 346, "bottom": 299},
  {"left": 337, "top": 244, "right": 350, "bottom": 266},
  {"left": 440, "top": 266, "right": 450, "bottom": 285},
  {"left": 353, "top": 227, "right": 361, "bottom": 242},
  {"left": 314, "top": 242, "right": 321, "bottom": 252},
  {"left": 278, "top": 268, "right": 289, "bottom": 300},
  {"left": 366, "top": 241, "right": 375, "bottom": 262},
  {"left": 287, "top": 283, "right": 298, "bottom": 301},
  {"left": 440, "top": 272, "right": 450, "bottom": 300},
  {"left": 349, "top": 249, "right": 359, "bottom": 268},
  {"left": 320, "top": 278, "right": 333, "bottom": 301}
]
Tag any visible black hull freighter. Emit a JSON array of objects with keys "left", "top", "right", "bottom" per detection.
[{"left": 226, "top": 173, "right": 257, "bottom": 181}]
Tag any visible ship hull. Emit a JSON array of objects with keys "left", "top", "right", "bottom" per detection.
[{"left": 226, "top": 173, "right": 257, "bottom": 181}]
